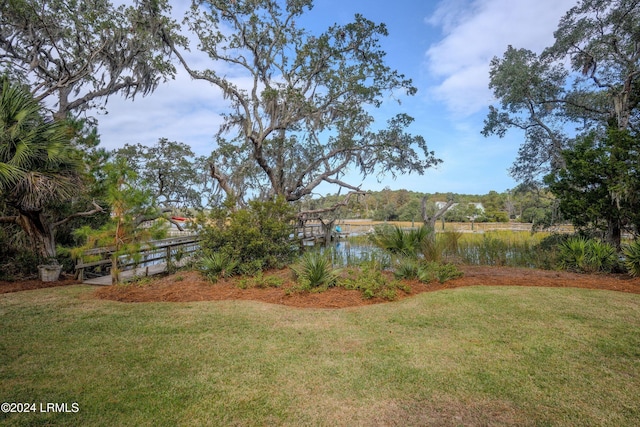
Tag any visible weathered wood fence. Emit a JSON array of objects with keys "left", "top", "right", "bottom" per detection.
[{"left": 75, "top": 235, "right": 200, "bottom": 281}]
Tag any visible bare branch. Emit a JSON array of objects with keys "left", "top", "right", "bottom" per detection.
[
  {"left": 297, "top": 190, "right": 365, "bottom": 218},
  {"left": 0, "top": 215, "right": 19, "bottom": 224},
  {"left": 52, "top": 201, "right": 104, "bottom": 228}
]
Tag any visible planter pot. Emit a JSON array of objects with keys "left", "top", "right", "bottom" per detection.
[{"left": 38, "top": 264, "right": 63, "bottom": 282}]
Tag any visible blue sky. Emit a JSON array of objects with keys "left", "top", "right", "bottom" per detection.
[{"left": 97, "top": 0, "right": 578, "bottom": 196}]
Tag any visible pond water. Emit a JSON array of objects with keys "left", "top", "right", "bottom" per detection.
[{"left": 315, "top": 238, "right": 392, "bottom": 268}]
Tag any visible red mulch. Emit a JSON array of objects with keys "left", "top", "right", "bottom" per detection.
[
  {"left": 0, "top": 274, "right": 81, "bottom": 294},
  {"left": 3, "top": 266, "right": 639, "bottom": 309}
]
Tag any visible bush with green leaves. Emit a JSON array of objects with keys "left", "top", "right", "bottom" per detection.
[
  {"left": 198, "top": 197, "right": 298, "bottom": 276},
  {"left": 341, "top": 261, "right": 408, "bottom": 300},
  {"left": 559, "top": 237, "right": 617, "bottom": 273},
  {"left": 623, "top": 240, "right": 640, "bottom": 277},
  {"left": 394, "top": 257, "right": 463, "bottom": 284},
  {"left": 0, "top": 245, "right": 39, "bottom": 280}
]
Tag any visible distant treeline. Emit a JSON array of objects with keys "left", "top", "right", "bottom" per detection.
[{"left": 298, "top": 186, "right": 559, "bottom": 224}]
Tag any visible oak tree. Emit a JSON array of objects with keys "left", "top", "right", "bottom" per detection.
[
  {"left": 483, "top": 0, "right": 640, "bottom": 245},
  {"left": 168, "top": 0, "right": 440, "bottom": 207},
  {"left": 0, "top": 0, "right": 183, "bottom": 119},
  {"left": 116, "top": 139, "right": 216, "bottom": 210}
]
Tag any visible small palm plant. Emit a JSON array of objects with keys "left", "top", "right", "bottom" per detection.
[
  {"left": 623, "top": 240, "right": 640, "bottom": 277},
  {"left": 585, "top": 239, "right": 617, "bottom": 273},
  {"left": 291, "top": 250, "right": 339, "bottom": 289},
  {"left": 370, "top": 225, "right": 431, "bottom": 257},
  {"left": 559, "top": 237, "right": 588, "bottom": 272},
  {"left": 559, "top": 237, "right": 616, "bottom": 273},
  {"left": 199, "top": 252, "right": 239, "bottom": 283}
]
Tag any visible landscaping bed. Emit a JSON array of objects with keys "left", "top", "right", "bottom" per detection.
[
  {"left": 93, "top": 265, "right": 640, "bottom": 307},
  {"left": 3, "top": 266, "right": 639, "bottom": 308}
]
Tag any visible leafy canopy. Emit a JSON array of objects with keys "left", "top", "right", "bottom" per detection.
[
  {"left": 168, "top": 0, "right": 439, "bottom": 204},
  {"left": 0, "top": 0, "right": 184, "bottom": 118},
  {"left": 484, "top": 0, "right": 640, "bottom": 244}
]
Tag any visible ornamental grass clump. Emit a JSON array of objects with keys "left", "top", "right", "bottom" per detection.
[{"left": 420, "top": 230, "right": 462, "bottom": 263}]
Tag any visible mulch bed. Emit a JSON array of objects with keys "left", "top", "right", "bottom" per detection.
[
  {"left": 3, "top": 266, "right": 639, "bottom": 309},
  {"left": 0, "top": 275, "right": 81, "bottom": 294}
]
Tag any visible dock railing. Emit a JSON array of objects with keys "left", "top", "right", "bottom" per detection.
[{"left": 75, "top": 235, "right": 200, "bottom": 281}]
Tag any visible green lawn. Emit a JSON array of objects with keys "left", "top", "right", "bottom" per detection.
[{"left": 1, "top": 284, "right": 639, "bottom": 426}]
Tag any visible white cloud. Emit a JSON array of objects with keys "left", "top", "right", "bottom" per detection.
[
  {"left": 97, "top": 69, "right": 225, "bottom": 155},
  {"left": 96, "top": 0, "right": 257, "bottom": 156},
  {"left": 425, "top": 0, "right": 577, "bottom": 117}
]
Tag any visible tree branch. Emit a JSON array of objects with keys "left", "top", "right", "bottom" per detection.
[
  {"left": 297, "top": 190, "right": 365, "bottom": 219},
  {"left": 52, "top": 200, "right": 104, "bottom": 229},
  {"left": 0, "top": 215, "right": 19, "bottom": 224},
  {"left": 133, "top": 207, "right": 172, "bottom": 228}
]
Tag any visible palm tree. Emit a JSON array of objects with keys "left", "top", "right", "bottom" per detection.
[{"left": 0, "top": 76, "right": 100, "bottom": 265}]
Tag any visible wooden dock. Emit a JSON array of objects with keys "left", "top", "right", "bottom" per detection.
[
  {"left": 296, "top": 222, "right": 350, "bottom": 246},
  {"left": 83, "top": 258, "right": 191, "bottom": 285},
  {"left": 77, "top": 235, "right": 199, "bottom": 285},
  {"left": 84, "top": 262, "right": 170, "bottom": 285}
]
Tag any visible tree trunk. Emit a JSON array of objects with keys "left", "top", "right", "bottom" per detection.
[
  {"left": 15, "top": 211, "right": 57, "bottom": 262},
  {"left": 606, "top": 219, "right": 622, "bottom": 250},
  {"left": 421, "top": 197, "right": 454, "bottom": 232}
]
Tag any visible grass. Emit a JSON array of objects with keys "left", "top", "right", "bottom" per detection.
[
  {"left": 1, "top": 285, "right": 640, "bottom": 426},
  {"left": 456, "top": 230, "right": 553, "bottom": 268}
]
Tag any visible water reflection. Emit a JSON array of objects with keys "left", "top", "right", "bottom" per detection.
[{"left": 317, "top": 238, "right": 391, "bottom": 268}]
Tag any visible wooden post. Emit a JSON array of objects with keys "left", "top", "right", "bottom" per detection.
[{"left": 76, "top": 258, "right": 84, "bottom": 282}]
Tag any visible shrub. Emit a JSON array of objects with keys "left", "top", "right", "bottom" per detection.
[
  {"left": 199, "top": 252, "right": 239, "bottom": 283},
  {"left": 559, "top": 237, "right": 617, "bottom": 273},
  {"left": 198, "top": 197, "right": 298, "bottom": 275},
  {"left": 623, "top": 240, "right": 640, "bottom": 277},
  {"left": 527, "top": 234, "right": 567, "bottom": 270},
  {"left": 291, "top": 251, "right": 339, "bottom": 289},
  {"left": 370, "top": 225, "right": 430, "bottom": 257},
  {"left": 0, "top": 226, "right": 41, "bottom": 280},
  {"left": 341, "top": 261, "right": 408, "bottom": 300},
  {"left": 0, "top": 248, "right": 40, "bottom": 280}
]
